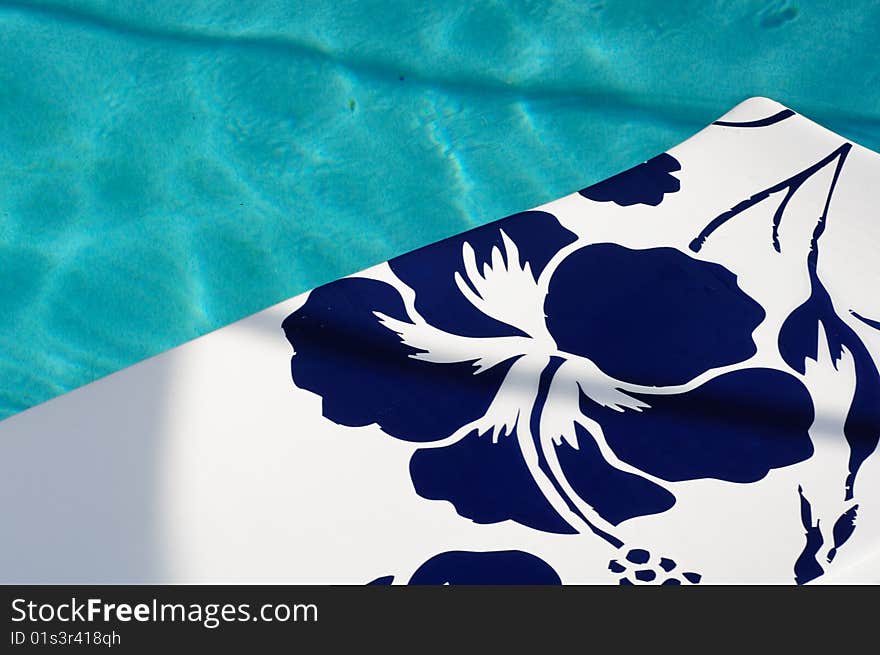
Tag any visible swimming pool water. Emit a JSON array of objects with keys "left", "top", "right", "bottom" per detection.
[{"left": 1, "top": 0, "right": 879, "bottom": 420}]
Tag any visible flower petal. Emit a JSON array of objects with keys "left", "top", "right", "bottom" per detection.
[
  {"left": 545, "top": 243, "right": 764, "bottom": 386},
  {"left": 283, "top": 277, "right": 514, "bottom": 442},
  {"left": 389, "top": 210, "right": 576, "bottom": 337},
  {"left": 410, "top": 428, "right": 576, "bottom": 534},
  {"left": 555, "top": 424, "right": 675, "bottom": 525},
  {"left": 588, "top": 368, "right": 814, "bottom": 482}
]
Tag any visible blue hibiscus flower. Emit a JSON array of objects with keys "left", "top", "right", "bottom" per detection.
[
  {"left": 282, "top": 209, "right": 815, "bottom": 545},
  {"left": 579, "top": 153, "right": 681, "bottom": 207}
]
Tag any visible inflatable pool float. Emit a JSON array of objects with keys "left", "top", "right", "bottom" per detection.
[{"left": 2, "top": 97, "right": 879, "bottom": 584}]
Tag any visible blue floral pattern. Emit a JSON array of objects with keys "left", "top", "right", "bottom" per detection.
[
  {"left": 369, "top": 550, "right": 562, "bottom": 585},
  {"left": 578, "top": 153, "right": 681, "bottom": 206},
  {"left": 283, "top": 141, "right": 880, "bottom": 585}
]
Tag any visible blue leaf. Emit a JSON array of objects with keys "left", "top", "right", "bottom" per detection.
[
  {"left": 830, "top": 505, "right": 858, "bottom": 560},
  {"left": 794, "top": 487, "right": 824, "bottom": 585},
  {"left": 579, "top": 153, "right": 681, "bottom": 207},
  {"left": 851, "top": 310, "right": 880, "bottom": 332}
]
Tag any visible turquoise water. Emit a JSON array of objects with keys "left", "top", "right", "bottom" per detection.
[{"left": 1, "top": 1, "right": 878, "bottom": 420}]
